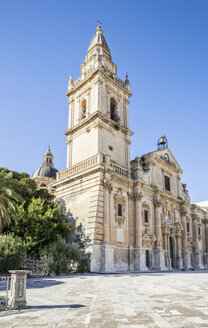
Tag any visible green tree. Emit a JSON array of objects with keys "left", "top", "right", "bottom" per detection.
[
  {"left": 0, "top": 171, "right": 23, "bottom": 233},
  {"left": 0, "top": 233, "right": 27, "bottom": 273},
  {"left": 9, "top": 197, "right": 70, "bottom": 256},
  {"left": 0, "top": 167, "right": 54, "bottom": 209},
  {"left": 40, "top": 237, "right": 81, "bottom": 275}
]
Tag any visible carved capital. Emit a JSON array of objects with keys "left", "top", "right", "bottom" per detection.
[
  {"left": 154, "top": 200, "right": 162, "bottom": 207},
  {"left": 192, "top": 214, "right": 199, "bottom": 221},
  {"left": 181, "top": 204, "right": 188, "bottom": 216},
  {"left": 67, "top": 137, "right": 72, "bottom": 144},
  {"left": 133, "top": 192, "right": 143, "bottom": 201},
  {"left": 127, "top": 192, "right": 134, "bottom": 201},
  {"left": 153, "top": 192, "right": 162, "bottom": 207},
  {"left": 103, "top": 181, "right": 112, "bottom": 192}
]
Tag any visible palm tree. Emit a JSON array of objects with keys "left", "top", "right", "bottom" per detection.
[{"left": 0, "top": 172, "right": 23, "bottom": 233}]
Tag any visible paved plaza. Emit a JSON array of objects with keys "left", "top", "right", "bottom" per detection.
[{"left": 0, "top": 271, "right": 208, "bottom": 328}]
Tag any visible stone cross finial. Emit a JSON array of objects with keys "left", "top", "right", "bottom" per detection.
[{"left": 97, "top": 20, "right": 101, "bottom": 27}]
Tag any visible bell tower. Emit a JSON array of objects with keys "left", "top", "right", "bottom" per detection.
[
  {"left": 65, "top": 23, "right": 133, "bottom": 170},
  {"left": 55, "top": 24, "right": 133, "bottom": 273}
]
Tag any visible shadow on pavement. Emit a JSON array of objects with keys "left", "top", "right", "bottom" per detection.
[
  {"left": 27, "top": 279, "right": 64, "bottom": 289},
  {"left": 27, "top": 304, "right": 86, "bottom": 309}
]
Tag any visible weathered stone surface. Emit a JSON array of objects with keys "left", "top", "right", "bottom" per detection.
[
  {"left": 1, "top": 272, "right": 208, "bottom": 327},
  {"left": 52, "top": 24, "right": 208, "bottom": 273}
]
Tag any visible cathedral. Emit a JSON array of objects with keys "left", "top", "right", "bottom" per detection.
[{"left": 34, "top": 24, "right": 208, "bottom": 272}]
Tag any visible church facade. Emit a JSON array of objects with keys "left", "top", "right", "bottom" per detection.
[{"left": 53, "top": 24, "right": 208, "bottom": 272}]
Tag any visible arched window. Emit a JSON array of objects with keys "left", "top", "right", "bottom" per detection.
[
  {"left": 40, "top": 183, "right": 47, "bottom": 189},
  {"left": 144, "top": 210, "right": 148, "bottom": 223},
  {"left": 81, "top": 99, "right": 87, "bottom": 119},
  {"left": 118, "top": 204, "right": 122, "bottom": 217},
  {"left": 187, "top": 222, "right": 190, "bottom": 233},
  {"left": 142, "top": 203, "right": 150, "bottom": 224},
  {"left": 110, "top": 97, "right": 119, "bottom": 122}
]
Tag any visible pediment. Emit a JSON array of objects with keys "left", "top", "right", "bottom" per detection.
[{"left": 154, "top": 149, "right": 183, "bottom": 173}]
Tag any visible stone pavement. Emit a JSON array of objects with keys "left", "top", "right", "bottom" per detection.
[{"left": 0, "top": 271, "right": 208, "bottom": 328}]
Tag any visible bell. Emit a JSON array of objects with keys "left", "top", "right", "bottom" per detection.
[{"left": 160, "top": 137, "right": 165, "bottom": 144}]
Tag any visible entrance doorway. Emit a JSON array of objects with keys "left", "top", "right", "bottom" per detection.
[
  {"left": 145, "top": 250, "right": 149, "bottom": 268},
  {"left": 169, "top": 237, "right": 174, "bottom": 268}
]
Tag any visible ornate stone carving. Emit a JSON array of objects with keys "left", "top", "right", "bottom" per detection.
[
  {"left": 66, "top": 137, "right": 72, "bottom": 144},
  {"left": 142, "top": 233, "right": 156, "bottom": 248},
  {"left": 192, "top": 214, "right": 199, "bottom": 221},
  {"left": 187, "top": 240, "right": 193, "bottom": 252},
  {"left": 142, "top": 202, "right": 151, "bottom": 223},
  {"left": 114, "top": 190, "right": 125, "bottom": 226},
  {"left": 181, "top": 203, "right": 188, "bottom": 216},
  {"left": 133, "top": 192, "right": 143, "bottom": 201},
  {"left": 127, "top": 192, "right": 134, "bottom": 201},
  {"left": 153, "top": 192, "right": 162, "bottom": 207},
  {"left": 103, "top": 180, "right": 112, "bottom": 191}
]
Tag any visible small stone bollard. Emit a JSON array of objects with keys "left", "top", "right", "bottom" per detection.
[{"left": 9, "top": 270, "right": 30, "bottom": 309}]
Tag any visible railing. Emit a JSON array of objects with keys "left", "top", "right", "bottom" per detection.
[
  {"left": 110, "top": 162, "right": 129, "bottom": 177},
  {"left": 22, "top": 256, "right": 45, "bottom": 276},
  {"left": 0, "top": 276, "right": 10, "bottom": 310},
  {"left": 68, "top": 67, "right": 129, "bottom": 92},
  {"left": 113, "top": 76, "right": 127, "bottom": 90},
  {"left": 57, "top": 154, "right": 101, "bottom": 180},
  {"left": 57, "top": 154, "right": 129, "bottom": 181}
]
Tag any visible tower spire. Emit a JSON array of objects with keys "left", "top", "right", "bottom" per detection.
[{"left": 86, "top": 23, "right": 111, "bottom": 60}]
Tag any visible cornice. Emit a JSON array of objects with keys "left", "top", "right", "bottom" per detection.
[
  {"left": 66, "top": 68, "right": 132, "bottom": 97},
  {"left": 64, "top": 111, "right": 134, "bottom": 137},
  {"left": 155, "top": 156, "right": 182, "bottom": 174}
]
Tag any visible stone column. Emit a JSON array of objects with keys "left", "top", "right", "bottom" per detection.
[
  {"left": 192, "top": 214, "right": 199, "bottom": 250},
  {"left": 87, "top": 89, "right": 91, "bottom": 117},
  {"left": 102, "top": 181, "right": 114, "bottom": 273},
  {"left": 153, "top": 194, "right": 166, "bottom": 270},
  {"left": 135, "top": 192, "right": 143, "bottom": 246},
  {"left": 9, "top": 270, "right": 30, "bottom": 309},
  {"left": 205, "top": 220, "right": 208, "bottom": 269},
  {"left": 176, "top": 231, "right": 183, "bottom": 269},
  {"left": 66, "top": 137, "right": 72, "bottom": 168},
  {"left": 68, "top": 99, "right": 74, "bottom": 129},
  {"left": 181, "top": 213, "right": 187, "bottom": 250},
  {"left": 192, "top": 214, "right": 203, "bottom": 269},
  {"left": 181, "top": 205, "right": 190, "bottom": 269},
  {"left": 154, "top": 200, "right": 162, "bottom": 250},
  {"left": 103, "top": 183, "right": 111, "bottom": 243},
  {"left": 134, "top": 192, "right": 146, "bottom": 271},
  {"left": 127, "top": 192, "right": 135, "bottom": 271}
]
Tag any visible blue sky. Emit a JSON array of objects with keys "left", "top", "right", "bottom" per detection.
[{"left": 0, "top": 0, "right": 207, "bottom": 203}]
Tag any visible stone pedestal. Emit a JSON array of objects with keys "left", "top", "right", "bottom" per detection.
[
  {"left": 153, "top": 249, "right": 167, "bottom": 270},
  {"left": 128, "top": 245, "right": 135, "bottom": 271},
  {"left": 90, "top": 244, "right": 102, "bottom": 272},
  {"left": 183, "top": 252, "right": 192, "bottom": 269},
  {"left": 134, "top": 246, "right": 148, "bottom": 271},
  {"left": 9, "top": 270, "right": 29, "bottom": 309},
  {"left": 205, "top": 253, "right": 208, "bottom": 269},
  {"left": 176, "top": 258, "right": 183, "bottom": 269},
  {"left": 193, "top": 253, "right": 204, "bottom": 269},
  {"left": 102, "top": 243, "right": 115, "bottom": 272}
]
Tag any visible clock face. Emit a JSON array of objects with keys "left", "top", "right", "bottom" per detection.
[{"left": 164, "top": 153, "right": 169, "bottom": 162}]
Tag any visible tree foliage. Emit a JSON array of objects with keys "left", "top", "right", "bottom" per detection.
[
  {"left": 0, "top": 171, "right": 23, "bottom": 233},
  {"left": 40, "top": 238, "right": 81, "bottom": 275},
  {"left": 0, "top": 233, "right": 27, "bottom": 273},
  {"left": 0, "top": 167, "right": 91, "bottom": 274},
  {"left": 8, "top": 198, "right": 70, "bottom": 256}
]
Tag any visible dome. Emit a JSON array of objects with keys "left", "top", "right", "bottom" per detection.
[
  {"left": 32, "top": 165, "right": 58, "bottom": 179},
  {"left": 32, "top": 146, "right": 58, "bottom": 180}
]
